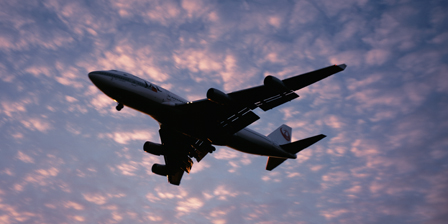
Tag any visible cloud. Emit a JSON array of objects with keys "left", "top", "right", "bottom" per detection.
[
  {"left": 176, "top": 197, "right": 204, "bottom": 213},
  {"left": 10, "top": 166, "right": 61, "bottom": 194},
  {"left": 85, "top": 43, "right": 171, "bottom": 83},
  {"left": 365, "top": 49, "right": 391, "bottom": 65},
  {"left": 213, "top": 148, "right": 239, "bottom": 160},
  {"left": 213, "top": 185, "right": 239, "bottom": 200},
  {"left": 329, "top": 50, "right": 366, "bottom": 67},
  {"left": 20, "top": 117, "right": 52, "bottom": 132},
  {"left": 174, "top": 49, "right": 222, "bottom": 74},
  {"left": 324, "top": 115, "right": 345, "bottom": 129},
  {"left": 321, "top": 208, "right": 349, "bottom": 220},
  {"left": 116, "top": 162, "right": 139, "bottom": 176},
  {"left": 190, "top": 160, "right": 210, "bottom": 173},
  {"left": 0, "top": 0, "right": 447, "bottom": 223},
  {"left": 321, "top": 171, "right": 349, "bottom": 185},
  {"left": 0, "top": 98, "right": 32, "bottom": 118},
  {"left": 64, "top": 201, "right": 84, "bottom": 210},
  {"left": 289, "top": 0, "right": 320, "bottom": 26},
  {"left": 16, "top": 151, "right": 34, "bottom": 164},
  {"left": 89, "top": 94, "right": 114, "bottom": 113},
  {"left": 181, "top": 0, "right": 212, "bottom": 19},
  {"left": 43, "top": 0, "right": 117, "bottom": 36},
  {"left": 98, "top": 130, "right": 153, "bottom": 145},
  {"left": 0, "top": 204, "right": 38, "bottom": 223},
  {"left": 71, "top": 216, "right": 85, "bottom": 222},
  {"left": 82, "top": 193, "right": 107, "bottom": 205}
]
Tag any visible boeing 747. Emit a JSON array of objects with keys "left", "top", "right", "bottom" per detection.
[{"left": 88, "top": 64, "right": 347, "bottom": 185}]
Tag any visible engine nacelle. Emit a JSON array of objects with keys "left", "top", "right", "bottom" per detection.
[
  {"left": 264, "top": 75, "right": 289, "bottom": 93},
  {"left": 152, "top": 164, "right": 170, "bottom": 176},
  {"left": 143, "top": 141, "right": 164, "bottom": 156},
  {"left": 207, "top": 88, "right": 232, "bottom": 105}
]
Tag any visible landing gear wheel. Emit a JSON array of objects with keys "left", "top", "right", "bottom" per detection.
[{"left": 116, "top": 103, "right": 123, "bottom": 111}]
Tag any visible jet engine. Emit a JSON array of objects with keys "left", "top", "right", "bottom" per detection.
[
  {"left": 143, "top": 141, "right": 164, "bottom": 156},
  {"left": 207, "top": 88, "right": 232, "bottom": 105},
  {"left": 264, "top": 75, "right": 289, "bottom": 93},
  {"left": 151, "top": 164, "right": 170, "bottom": 176}
]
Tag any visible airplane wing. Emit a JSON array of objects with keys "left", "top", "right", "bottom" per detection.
[
  {"left": 176, "top": 64, "right": 346, "bottom": 135},
  {"left": 227, "top": 64, "right": 347, "bottom": 111},
  {"left": 158, "top": 126, "right": 215, "bottom": 185}
]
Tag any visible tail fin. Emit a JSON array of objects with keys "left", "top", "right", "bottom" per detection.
[
  {"left": 266, "top": 134, "right": 326, "bottom": 171},
  {"left": 267, "top": 124, "right": 292, "bottom": 145}
]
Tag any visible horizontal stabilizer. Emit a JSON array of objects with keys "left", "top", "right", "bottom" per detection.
[
  {"left": 265, "top": 134, "right": 326, "bottom": 171},
  {"left": 280, "top": 134, "right": 326, "bottom": 154},
  {"left": 266, "top": 157, "right": 287, "bottom": 171}
]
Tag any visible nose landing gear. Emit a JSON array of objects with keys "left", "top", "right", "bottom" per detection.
[{"left": 116, "top": 103, "right": 123, "bottom": 111}]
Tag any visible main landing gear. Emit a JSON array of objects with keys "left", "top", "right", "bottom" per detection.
[{"left": 116, "top": 102, "right": 123, "bottom": 111}]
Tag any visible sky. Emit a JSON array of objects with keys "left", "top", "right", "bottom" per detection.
[{"left": 0, "top": 0, "right": 447, "bottom": 223}]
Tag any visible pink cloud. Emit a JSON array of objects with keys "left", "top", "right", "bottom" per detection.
[
  {"left": 63, "top": 201, "right": 84, "bottom": 210},
  {"left": 176, "top": 197, "right": 204, "bottom": 213},
  {"left": 98, "top": 130, "right": 153, "bottom": 144},
  {"left": 20, "top": 118, "right": 52, "bottom": 132},
  {"left": 213, "top": 148, "right": 239, "bottom": 160},
  {"left": 116, "top": 162, "right": 139, "bottom": 176},
  {"left": 329, "top": 50, "right": 365, "bottom": 67},
  {"left": 324, "top": 115, "right": 345, "bottom": 129},
  {"left": 289, "top": 0, "right": 319, "bottom": 25},
  {"left": 212, "top": 185, "right": 239, "bottom": 200},
  {"left": 1, "top": 98, "right": 31, "bottom": 118},
  {"left": 321, "top": 208, "right": 349, "bottom": 220},
  {"left": 16, "top": 151, "right": 34, "bottom": 163},
  {"left": 0, "top": 204, "right": 38, "bottom": 223},
  {"left": 82, "top": 193, "right": 107, "bottom": 205},
  {"left": 365, "top": 49, "right": 390, "bottom": 65}
]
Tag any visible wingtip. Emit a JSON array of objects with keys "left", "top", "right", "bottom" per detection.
[{"left": 337, "top": 64, "right": 347, "bottom": 70}]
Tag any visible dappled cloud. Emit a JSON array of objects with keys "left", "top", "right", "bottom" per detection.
[
  {"left": 0, "top": 0, "right": 447, "bottom": 223},
  {"left": 98, "top": 130, "right": 153, "bottom": 145}
]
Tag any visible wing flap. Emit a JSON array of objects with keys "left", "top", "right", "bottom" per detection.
[
  {"left": 168, "top": 169, "right": 184, "bottom": 186},
  {"left": 256, "top": 91, "right": 299, "bottom": 111},
  {"left": 158, "top": 127, "right": 196, "bottom": 185},
  {"left": 190, "top": 139, "right": 215, "bottom": 162},
  {"left": 219, "top": 107, "right": 260, "bottom": 134}
]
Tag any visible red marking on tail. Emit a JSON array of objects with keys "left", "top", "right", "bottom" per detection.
[{"left": 280, "top": 127, "right": 291, "bottom": 141}]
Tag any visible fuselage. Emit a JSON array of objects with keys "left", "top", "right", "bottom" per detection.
[{"left": 88, "top": 70, "right": 295, "bottom": 159}]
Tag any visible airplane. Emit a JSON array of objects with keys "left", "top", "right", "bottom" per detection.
[{"left": 88, "top": 64, "right": 347, "bottom": 185}]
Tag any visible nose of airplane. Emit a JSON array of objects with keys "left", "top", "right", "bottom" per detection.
[
  {"left": 88, "top": 71, "right": 108, "bottom": 86},
  {"left": 88, "top": 71, "right": 100, "bottom": 83}
]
